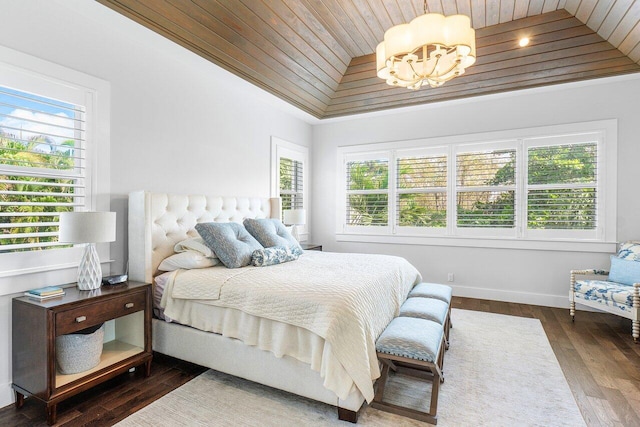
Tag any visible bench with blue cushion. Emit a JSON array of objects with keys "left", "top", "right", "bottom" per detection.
[
  {"left": 372, "top": 316, "right": 445, "bottom": 424},
  {"left": 399, "top": 296, "right": 451, "bottom": 350},
  {"left": 408, "top": 282, "right": 453, "bottom": 305}
]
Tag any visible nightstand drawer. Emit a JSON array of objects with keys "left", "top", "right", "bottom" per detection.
[{"left": 56, "top": 291, "right": 146, "bottom": 335}]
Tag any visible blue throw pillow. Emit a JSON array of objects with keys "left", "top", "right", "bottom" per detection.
[
  {"left": 608, "top": 255, "right": 640, "bottom": 286},
  {"left": 195, "top": 222, "right": 263, "bottom": 269},
  {"left": 243, "top": 218, "right": 302, "bottom": 251},
  {"left": 251, "top": 246, "right": 303, "bottom": 267}
]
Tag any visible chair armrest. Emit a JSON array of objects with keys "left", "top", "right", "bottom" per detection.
[{"left": 571, "top": 269, "right": 609, "bottom": 277}]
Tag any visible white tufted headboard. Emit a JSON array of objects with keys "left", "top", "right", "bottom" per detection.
[{"left": 128, "top": 191, "right": 281, "bottom": 283}]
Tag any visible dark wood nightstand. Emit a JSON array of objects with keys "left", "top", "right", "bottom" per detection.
[
  {"left": 12, "top": 281, "right": 152, "bottom": 425},
  {"left": 301, "top": 243, "right": 322, "bottom": 251}
]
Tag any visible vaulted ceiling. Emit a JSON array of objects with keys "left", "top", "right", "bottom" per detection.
[{"left": 98, "top": 0, "right": 640, "bottom": 119}]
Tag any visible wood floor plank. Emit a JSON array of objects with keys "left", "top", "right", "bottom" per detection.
[{"left": 1, "top": 298, "right": 638, "bottom": 426}]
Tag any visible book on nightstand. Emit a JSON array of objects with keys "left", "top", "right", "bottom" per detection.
[{"left": 25, "top": 286, "right": 65, "bottom": 299}]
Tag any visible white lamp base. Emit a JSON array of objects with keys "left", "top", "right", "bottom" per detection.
[
  {"left": 77, "top": 243, "right": 102, "bottom": 290},
  {"left": 291, "top": 225, "right": 300, "bottom": 242}
]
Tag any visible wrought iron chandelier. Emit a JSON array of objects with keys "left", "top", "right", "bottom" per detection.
[{"left": 376, "top": 2, "right": 476, "bottom": 90}]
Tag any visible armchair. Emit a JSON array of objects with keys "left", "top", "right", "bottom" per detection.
[{"left": 570, "top": 242, "right": 640, "bottom": 342}]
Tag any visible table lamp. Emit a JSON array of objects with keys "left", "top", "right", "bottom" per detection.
[
  {"left": 59, "top": 211, "right": 116, "bottom": 290},
  {"left": 283, "top": 209, "right": 306, "bottom": 241}
]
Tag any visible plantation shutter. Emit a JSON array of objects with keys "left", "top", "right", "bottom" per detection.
[
  {"left": 396, "top": 152, "right": 447, "bottom": 228},
  {"left": 527, "top": 141, "right": 597, "bottom": 230},
  {"left": 345, "top": 157, "right": 389, "bottom": 227},
  {"left": 279, "top": 157, "right": 303, "bottom": 212},
  {"left": 456, "top": 148, "right": 516, "bottom": 229},
  {"left": 0, "top": 86, "right": 85, "bottom": 253}
]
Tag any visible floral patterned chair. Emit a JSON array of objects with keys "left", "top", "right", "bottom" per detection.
[{"left": 570, "top": 241, "right": 640, "bottom": 342}]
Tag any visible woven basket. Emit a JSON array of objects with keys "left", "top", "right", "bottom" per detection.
[{"left": 56, "top": 323, "right": 104, "bottom": 375}]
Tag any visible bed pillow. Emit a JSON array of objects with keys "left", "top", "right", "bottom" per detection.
[
  {"left": 251, "top": 246, "right": 303, "bottom": 267},
  {"left": 158, "top": 250, "right": 219, "bottom": 271},
  {"left": 609, "top": 255, "right": 640, "bottom": 286},
  {"left": 195, "top": 222, "right": 263, "bottom": 268},
  {"left": 243, "top": 218, "right": 302, "bottom": 250},
  {"left": 617, "top": 241, "right": 640, "bottom": 262},
  {"left": 173, "top": 237, "right": 215, "bottom": 258}
]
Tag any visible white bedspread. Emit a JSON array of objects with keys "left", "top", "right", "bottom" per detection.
[{"left": 161, "top": 251, "right": 421, "bottom": 403}]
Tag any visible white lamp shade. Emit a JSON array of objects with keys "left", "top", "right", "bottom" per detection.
[
  {"left": 59, "top": 212, "right": 116, "bottom": 243},
  {"left": 283, "top": 209, "right": 306, "bottom": 225}
]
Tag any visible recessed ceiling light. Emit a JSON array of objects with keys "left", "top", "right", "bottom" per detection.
[{"left": 519, "top": 37, "right": 530, "bottom": 47}]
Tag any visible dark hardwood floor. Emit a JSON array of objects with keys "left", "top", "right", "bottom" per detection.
[{"left": 1, "top": 297, "right": 638, "bottom": 426}]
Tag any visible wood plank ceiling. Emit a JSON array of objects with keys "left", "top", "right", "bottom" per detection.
[{"left": 97, "top": 0, "right": 640, "bottom": 119}]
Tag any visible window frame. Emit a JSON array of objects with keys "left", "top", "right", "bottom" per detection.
[
  {"left": 0, "top": 45, "right": 110, "bottom": 289},
  {"left": 395, "top": 146, "right": 449, "bottom": 236},
  {"left": 336, "top": 120, "right": 617, "bottom": 252},
  {"left": 271, "top": 136, "right": 309, "bottom": 239},
  {"left": 343, "top": 151, "right": 391, "bottom": 235}
]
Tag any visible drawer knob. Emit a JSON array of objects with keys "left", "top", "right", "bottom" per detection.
[
  {"left": 125, "top": 302, "right": 134, "bottom": 309},
  {"left": 75, "top": 316, "right": 86, "bottom": 323}
]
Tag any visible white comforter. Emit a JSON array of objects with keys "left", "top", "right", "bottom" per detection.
[{"left": 161, "top": 251, "right": 421, "bottom": 402}]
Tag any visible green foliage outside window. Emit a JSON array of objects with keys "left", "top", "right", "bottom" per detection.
[
  {"left": 397, "top": 156, "right": 446, "bottom": 227},
  {"left": 0, "top": 134, "right": 76, "bottom": 252},
  {"left": 347, "top": 160, "right": 388, "bottom": 226},
  {"left": 346, "top": 143, "right": 596, "bottom": 230}
]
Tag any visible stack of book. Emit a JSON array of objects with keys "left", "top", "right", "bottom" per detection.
[{"left": 25, "top": 286, "right": 65, "bottom": 300}]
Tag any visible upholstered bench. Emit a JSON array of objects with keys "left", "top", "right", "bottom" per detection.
[
  {"left": 399, "top": 297, "right": 451, "bottom": 349},
  {"left": 372, "top": 317, "right": 445, "bottom": 425},
  {"left": 408, "top": 282, "right": 453, "bottom": 305},
  {"left": 409, "top": 282, "right": 453, "bottom": 334}
]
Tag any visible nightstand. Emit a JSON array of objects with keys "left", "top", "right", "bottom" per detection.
[
  {"left": 301, "top": 243, "right": 322, "bottom": 251},
  {"left": 12, "top": 281, "right": 152, "bottom": 425}
]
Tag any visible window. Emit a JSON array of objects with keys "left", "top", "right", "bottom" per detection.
[
  {"left": 337, "top": 121, "right": 616, "bottom": 250},
  {"left": 0, "top": 87, "right": 85, "bottom": 253},
  {"left": 271, "top": 137, "right": 309, "bottom": 235},
  {"left": 455, "top": 143, "right": 517, "bottom": 235},
  {"left": 0, "top": 45, "right": 109, "bottom": 282},
  {"left": 345, "top": 154, "right": 388, "bottom": 228},
  {"left": 279, "top": 157, "right": 303, "bottom": 212},
  {"left": 397, "top": 149, "right": 447, "bottom": 230},
  {"left": 524, "top": 134, "right": 600, "bottom": 240}
]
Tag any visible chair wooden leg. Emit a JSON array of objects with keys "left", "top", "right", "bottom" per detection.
[
  {"left": 633, "top": 320, "right": 639, "bottom": 343},
  {"left": 570, "top": 273, "right": 576, "bottom": 322}
]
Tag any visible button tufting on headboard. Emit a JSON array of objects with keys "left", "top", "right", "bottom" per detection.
[{"left": 128, "top": 191, "right": 281, "bottom": 284}]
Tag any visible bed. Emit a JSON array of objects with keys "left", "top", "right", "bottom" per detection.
[{"left": 128, "top": 191, "right": 421, "bottom": 422}]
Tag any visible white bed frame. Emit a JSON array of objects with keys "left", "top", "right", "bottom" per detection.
[{"left": 128, "top": 191, "right": 365, "bottom": 422}]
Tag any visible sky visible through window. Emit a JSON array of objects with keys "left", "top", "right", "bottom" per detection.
[{"left": 0, "top": 86, "right": 79, "bottom": 152}]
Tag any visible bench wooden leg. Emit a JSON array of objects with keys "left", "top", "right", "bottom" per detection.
[{"left": 371, "top": 340, "right": 444, "bottom": 425}]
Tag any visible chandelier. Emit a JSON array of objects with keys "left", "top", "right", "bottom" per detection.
[{"left": 376, "top": 6, "right": 476, "bottom": 90}]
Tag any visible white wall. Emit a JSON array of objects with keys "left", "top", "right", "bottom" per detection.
[
  {"left": 312, "top": 75, "right": 640, "bottom": 308},
  {"left": 0, "top": 0, "right": 312, "bottom": 408}
]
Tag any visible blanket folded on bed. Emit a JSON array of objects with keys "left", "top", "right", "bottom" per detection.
[{"left": 162, "top": 251, "right": 421, "bottom": 403}]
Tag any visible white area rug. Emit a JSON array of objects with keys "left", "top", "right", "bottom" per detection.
[{"left": 116, "top": 309, "right": 585, "bottom": 426}]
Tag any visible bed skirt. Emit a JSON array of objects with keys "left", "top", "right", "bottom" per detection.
[{"left": 152, "top": 318, "right": 366, "bottom": 412}]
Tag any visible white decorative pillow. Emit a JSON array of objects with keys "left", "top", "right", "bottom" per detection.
[
  {"left": 173, "top": 237, "right": 215, "bottom": 258},
  {"left": 158, "top": 250, "right": 219, "bottom": 271}
]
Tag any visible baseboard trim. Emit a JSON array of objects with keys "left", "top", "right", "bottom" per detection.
[
  {"left": 451, "top": 285, "right": 598, "bottom": 311},
  {"left": 0, "top": 381, "right": 14, "bottom": 410}
]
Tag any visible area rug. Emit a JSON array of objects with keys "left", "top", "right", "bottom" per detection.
[{"left": 116, "top": 309, "right": 585, "bottom": 426}]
